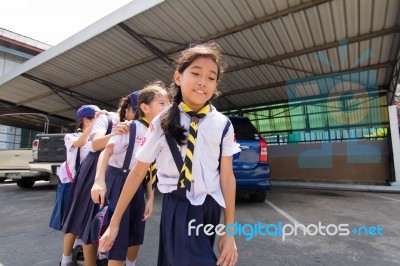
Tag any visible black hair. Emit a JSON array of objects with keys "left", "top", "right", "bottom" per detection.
[
  {"left": 133, "top": 81, "right": 168, "bottom": 120},
  {"left": 75, "top": 116, "right": 93, "bottom": 133},
  {"left": 160, "top": 41, "right": 225, "bottom": 145},
  {"left": 117, "top": 96, "right": 132, "bottom": 122}
]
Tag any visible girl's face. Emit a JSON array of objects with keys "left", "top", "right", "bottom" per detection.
[
  {"left": 174, "top": 57, "right": 218, "bottom": 112},
  {"left": 125, "top": 106, "right": 135, "bottom": 121},
  {"left": 142, "top": 93, "right": 170, "bottom": 121}
]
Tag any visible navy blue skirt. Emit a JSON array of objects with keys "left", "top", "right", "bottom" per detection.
[
  {"left": 105, "top": 166, "right": 146, "bottom": 261},
  {"left": 62, "top": 151, "right": 101, "bottom": 244},
  {"left": 158, "top": 189, "right": 221, "bottom": 266},
  {"left": 49, "top": 182, "right": 72, "bottom": 231}
]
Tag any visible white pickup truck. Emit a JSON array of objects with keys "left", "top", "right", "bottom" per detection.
[
  {"left": 0, "top": 149, "right": 49, "bottom": 188},
  {"left": 29, "top": 133, "right": 66, "bottom": 184}
]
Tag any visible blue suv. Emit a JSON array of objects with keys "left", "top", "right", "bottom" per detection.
[{"left": 229, "top": 116, "right": 271, "bottom": 202}]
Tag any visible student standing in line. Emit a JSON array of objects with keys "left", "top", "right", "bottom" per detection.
[
  {"left": 91, "top": 82, "right": 170, "bottom": 266},
  {"left": 99, "top": 42, "right": 240, "bottom": 266},
  {"left": 62, "top": 92, "right": 138, "bottom": 266},
  {"left": 52, "top": 104, "right": 100, "bottom": 266}
]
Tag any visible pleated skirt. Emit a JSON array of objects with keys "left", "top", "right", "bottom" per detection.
[
  {"left": 62, "top": 151, "right": 101, "bottom": 244},
  {"left": 157, "top": 189, "right": 221, "bottom": 266},
  {"left": 105, "top": 165, "right": 146, "bottom": 260},
  {"left": 49, "top": 182, "right": 72, "bottom": 231}
]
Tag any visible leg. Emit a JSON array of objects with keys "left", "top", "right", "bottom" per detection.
[
  {"left": 82, "top": 243, "right": 97, "bottom": 266},
  {"left": 107, "top": 260, "right": 125, "bottom": 266},
  {"left": 126, "top": 245, "right": 140, "bottom": 261},
  {"left": 63, "top": 233, "right": 76, "bottom": 256}
]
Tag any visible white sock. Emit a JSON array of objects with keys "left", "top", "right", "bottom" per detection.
[
  {"left": 126, "top": 258, "right": 136, "bottom": 266},
  {"left": 73, "top": 238, "right": 83, "bottom": 247},
  {"left": 61, "top": 254, "right": 72, "bottom": 265},
  {"left": 99, "top": 253, "right": 107, "bottom": 260}
]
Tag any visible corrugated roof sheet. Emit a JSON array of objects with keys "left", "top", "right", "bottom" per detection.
[{"left": 0, "top": 0, "right": 399, "bottom": 128}]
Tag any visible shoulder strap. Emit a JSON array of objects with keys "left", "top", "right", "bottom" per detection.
[
  {"left": 165, "top": 134, "right": 183, "bottom": 173},
  {"left": 65, "top": 161, "right": 74, "bottom": 183},
  {"left": 105, "top": 115, "right": 113, "bottom": 135},
  {"left": 122, "top": 122, "right": 136, "bottom": 171},
  {"left": 218, "top": 117, "right": 231, "bottom": 171},
  {"left": 75, "top": 147, "right": 81, "bottom": 172}
]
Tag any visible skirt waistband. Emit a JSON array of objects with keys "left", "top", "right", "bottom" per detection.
[
  {"left": 107, "top": 165, "right": 130, "bottom": 176},
  {"left": 169, "top": 188, "right": 187, "bottom": 199}
]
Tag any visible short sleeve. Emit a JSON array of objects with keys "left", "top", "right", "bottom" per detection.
[
  {"left": 221, "top": 123, "right": 241, "bottom": 156},
  {"left": 135, "top": 115, "right": 164, "bottom": 163},
  {"left": 64, "top": 133, "right": 78, "bottom": 151},
  {"left": 108, "top": 134, "right": 125, "bottom": 154},
  {"left": 91, "top": 114, "right": 109, "bottom": 137}
]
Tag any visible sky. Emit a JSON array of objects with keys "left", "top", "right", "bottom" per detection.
[{"left": 0, "top": 0, "right": 133, "bottom": 46}]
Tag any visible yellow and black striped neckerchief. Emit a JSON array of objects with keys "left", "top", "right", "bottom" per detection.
[
  {"left": 139, "top": 117, "right": 157, "bottom": 189},
  {"left": 178, "top": 102, "right": 210, "bottom": 191}
]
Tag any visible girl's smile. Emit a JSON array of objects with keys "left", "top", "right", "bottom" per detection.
[{"left": 175, "top": 56, "right": 218, "bottom": 112}]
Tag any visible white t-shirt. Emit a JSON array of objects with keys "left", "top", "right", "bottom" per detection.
[
  {"left": 91, "top": 112, "right": 120, "bottom": 138},
  {"left": 107, "top": 120, "right": 147, "bottom": 169},
  {"left": 136, "top": 105, "right": 241, "bottom": 207},
  {"left": 57, "top": 133, "right": 93, "bottom": 183}
]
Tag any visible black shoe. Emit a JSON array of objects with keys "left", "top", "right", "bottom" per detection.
[
  {"left": 96, "top": 258, "right": 108, "bottom": 266},
  {"left": 72, "top": 245, "right": 83, "bottom": 264}
]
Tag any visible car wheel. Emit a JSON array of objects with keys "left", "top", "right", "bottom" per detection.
[
  {"left": 249, "top": 190, "right": 266, "bottom": 202},
  {"left": 16, "top": 179, "right": 35, "bottom": 188}
]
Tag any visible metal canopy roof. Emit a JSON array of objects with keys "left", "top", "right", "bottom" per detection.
[{"left": 0, "top": 0, "right": 399, "bottom": 129}]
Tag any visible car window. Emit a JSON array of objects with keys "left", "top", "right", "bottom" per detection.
[{"left": 229, "top": 117, "right": 260, "bottom": 140}]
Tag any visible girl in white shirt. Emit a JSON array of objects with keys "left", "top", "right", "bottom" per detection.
[
  {"left": 100, "top": 42, "right": 240, "bottom": 266},
  {"left": 91, "top": 82, "right": 170, "bottom": 266},
  {"left": 62, "top": 93, "right": 138, "bottom": 266},
  {"left": 51, "top": 104, "right": 100, "bottom": 266}
]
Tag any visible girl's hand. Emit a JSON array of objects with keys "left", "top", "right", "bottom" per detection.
[
  {"left": 95, "top": 110, "right": 108, "bottom": 118},
  {"left": 91, "top": 179, "right": 107, "bottom": 208},
  {"left": 99, "top": 225, "right": 119, "bottom": 253},
  {"left": 113, "top": 121, "right": 130, "bottom": 135},
  {"left": 217, "top": 234, "right": 238, "bottom": 266},
  {"left": 142, "top": 198, "right": 154, "bottom": 221}
]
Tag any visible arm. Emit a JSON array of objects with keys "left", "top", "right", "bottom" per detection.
[
  {"left": 217, "top": 155, "right": 238, "bottom": 266},
  {"left": 73, "top": 111, "right": 105, "bottom": 148},
  {"left": 142, "top": 175, "right": 155, "bottom": 221},
  {"left": 72, "top": 122, "right": 94, "bottom": 148},
  {"left": 99, "top": 160, "right": 150, "bottom": 252},
  {"left": 91, "top": 143, "right": 114, "bottom": 207},
  {"left": 91, "top": 132, "right": 114, "bottom": 152},
  {"left": 92, "top": 121, "right": 130, "bottom": 152}
]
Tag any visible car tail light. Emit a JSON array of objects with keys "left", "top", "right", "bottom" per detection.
[
  {"left": 32, "top": 139, "right": 39, "bottom": 148},
  {"left": 259, "top": 137, "right": 268, "bottom": 162}
]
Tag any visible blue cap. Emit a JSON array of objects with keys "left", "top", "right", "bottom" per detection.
[
  {"left": 76, "top": 105, "right": 100, "bottom": 120},
  {"left": 128, "top": 91, "right": 140, "bottom": 109}
]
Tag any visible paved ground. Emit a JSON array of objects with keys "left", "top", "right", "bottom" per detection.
[{"left": 0, "top": 180, "right": 399, "bottom": 266}]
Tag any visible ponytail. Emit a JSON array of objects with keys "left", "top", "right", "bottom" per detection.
[
  {"left": 160, "top": 86, "right": 186, "bottom": 145},
  {"left": 117, "top": 96, "right": 130, "bottom": 122},
  {"left": 76, "top": 121, "right": 84, "bottom": 133}
]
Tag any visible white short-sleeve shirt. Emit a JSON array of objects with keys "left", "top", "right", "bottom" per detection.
[
  {"left": 91, "top": 112, "right": 120, "bottom": 138},
  {"left": 107, "top": 120, "right": 147, "bottom": 169},
  {"left": 135, "top": 104, "right": 241, "bottom": 207},
  {"left": 57, "top": 132, "right": 93, "bottom": 183}
]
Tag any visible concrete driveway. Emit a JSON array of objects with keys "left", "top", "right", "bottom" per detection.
[{"left": 0, "top": 181, "right": 399, "bottom": 266}]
